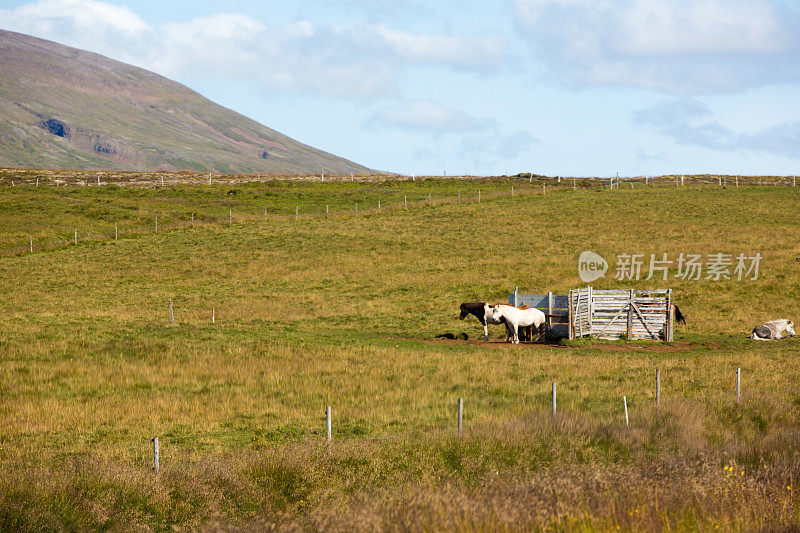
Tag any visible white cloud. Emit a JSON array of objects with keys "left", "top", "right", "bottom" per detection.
[
  {"left": 634, "top": 98, "right": 800, "bottom": 158},
  {"left": 514, "top": 0, "right": 800, "bottom": 93},
  {"left": 0, "top": 0, "right": 506, "bottom": 99},
  {"left": 366, "top": 101, "right": 496, "bottom": 132},
  {"left": 457, "top": 130, "right": 539, "bottom": 168},
  {"left": 7, "top": 0, "right": 148, "bottom": 33},
  {"left": 379, "top": 27, "right": 504, "bottom": 69},
  {"left": 366, "top": 101, "right": 538, "bottom": 169}
]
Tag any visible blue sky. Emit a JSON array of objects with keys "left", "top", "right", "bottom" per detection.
[{"left": 1, "top": 0, "right": 799, "bottom": 176}]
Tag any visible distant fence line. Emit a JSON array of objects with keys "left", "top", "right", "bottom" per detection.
[
  {"left": 148, "top": 364, "right": 753, "bottom": 475},
  {"left": 4, "top": 174, "right": 798, "bottom": 258},
  {"left": 4, "top": 181, "right": 561, "bottom": 257},
  {"left": 0, "top": 169, "right": 797, "bottom": 188}
]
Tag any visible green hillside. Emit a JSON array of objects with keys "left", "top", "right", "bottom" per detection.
[{"left": 0, "top": 29, "right": 374, "bottom": 174}]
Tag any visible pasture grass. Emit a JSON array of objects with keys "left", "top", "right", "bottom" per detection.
[{"left": 1, "top": 177, "right": 800, "bottom": 530}]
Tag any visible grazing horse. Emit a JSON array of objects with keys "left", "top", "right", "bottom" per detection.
[
  {"left": 673, "top": 304, "right": 686, "bottom": 325},
  {"left": 459, "top": 302, "right": 504, "bottom": 341},
  {"left": 490, "top": 304, "right": 546, "bottom": 344},
  {"left": 459, "top": 302, "right": 533, "bottom": 341},
  {"left": 751, "top": 319, "right": 795, "bottom": 340}
]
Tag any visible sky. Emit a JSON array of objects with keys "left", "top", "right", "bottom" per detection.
[{"left": 1, "top": 0, "right": 799, "bottom": 176}]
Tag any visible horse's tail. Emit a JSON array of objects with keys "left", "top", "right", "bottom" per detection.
[{"left": 673, "top": 304, "right": 686, "bottom": 325}]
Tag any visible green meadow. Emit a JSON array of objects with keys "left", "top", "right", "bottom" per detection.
[{"left": 1, "top": 175, "right": 799, "bottom": 531}]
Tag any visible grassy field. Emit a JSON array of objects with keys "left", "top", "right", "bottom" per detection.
[{"left": 1, "top": 176, "right": 799, "bottom": 531}]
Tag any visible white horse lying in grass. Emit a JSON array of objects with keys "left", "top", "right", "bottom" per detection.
[
  {"left": 490, "top": 304, "right": 546, "bottom": 344},
  {"left": 750, "top": 319, "right": 795, "bottom": 340}
]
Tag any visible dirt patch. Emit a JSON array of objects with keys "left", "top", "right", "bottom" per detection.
[{"left": 407, "top": 337, "right": 709, "bottom": 352}]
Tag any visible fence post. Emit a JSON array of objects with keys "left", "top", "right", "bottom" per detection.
[
  {"left": 478, "top": 190, "right": 481, "bottom": 203},
  {"left": 793, "top": 176, "right": 796, "bottom": 188},
  {"left": 627, "top": 289, "right": 634, "bottom": 338},
  {"left": 514, "top": 286, "right": 518, "bottom": 307},
  {"left": 656, "top": 368, "right": 661, "bottom": 407},
  {"left": 573, "top": 177, "right": 576, "bottom": 189},
  {"left": 169, "top": 299, "right": 174, "bottom": 325},
  {"left": 458, "top": 191, "right": 460, "bottom": 203},
  {"left": 321, "top": 172, "right": 324, "bottom": 182},
  {"left": 29, "top": 236, "right": 33, "bottom": 253},
  {"left": 568, "top": 289, "right": 574, "bottom": 340},
  {"left": 152, "top": 437, "right": 159, "bottom": 475},
  {"left": 645, "top": 176, "right": 648, "bottom": 186},
  {"left": 36, "top": 177, "right": 39, "bottom": 187},
  {"left": 543, "top": 184, "right": 546, "bottom": 195},
  {"left": 736, "top": 176, "right": 739, "bottom": 188},
  {"left": 115, "top": 222, "right": 118, "bottom": 240},
  {"left": 736, "top": 367, "right": 741, "bottom": 403},
  {"left": 212, "top": 307, "right": 215, "bottom": 324},
  {"left": 155, "top": 216, "right": 158, "bottom": 234},
  {"left": 355, "top": 203, "right": 358, "bottom": 214},
  {"left": 326, "top": 406, "right": 332, "bottom": 443},
  {"left": 511, "top": 186, "right": 514, "bottom": 197},
  {"left": 230, "top": 210, "right": 232, "bottom": 224},
  {"left": 552, "top": 382, "right": 557, "bottom": 421},
  {"left": 624, "top": 396, "right": 629, "bottom": 427},
  {"left": 547, "top": 291, "right": 553, "bottom": 330},
  {"left": 457, "top": 397, "right": 463, "bottom": 438},
  {"left": 378, "top": 200, "right": 381, "bottom": 212},
  {"left": 326, "top": 205, "right": 329, "bottom": 218},
  {"left": 74, "top": 229, "right": 77, "bottom": 245},
  {"left": 404, "top": 196, "right": 407, "bottom": 209},
  {"left": 209, "top": 172, "right": 212, "bottom": 185},
  {"left": 428, "top": 192, "right": 431, "bottom": 205}
]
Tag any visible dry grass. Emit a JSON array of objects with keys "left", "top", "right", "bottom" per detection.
[{"left": 1, "top": 176, "right": 799, "bottom": 530}]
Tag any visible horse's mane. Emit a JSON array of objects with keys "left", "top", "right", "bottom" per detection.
[{"left": 460, "top": 302, "right": 486, "bottom": 312}]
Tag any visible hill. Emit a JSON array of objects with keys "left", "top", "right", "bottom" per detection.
[{"left": 0, "top": 29, "right": 374, "bottom": 174}]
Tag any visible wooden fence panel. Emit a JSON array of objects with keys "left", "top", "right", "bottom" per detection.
[{"left": 511, "top": 287, "right": 672, "bottom": 341}]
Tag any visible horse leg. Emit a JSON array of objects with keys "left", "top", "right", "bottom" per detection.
[{"left": 513, "top": 323, "right": 520, "bottom": 344}]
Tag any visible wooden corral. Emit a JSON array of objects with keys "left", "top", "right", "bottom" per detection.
[
  {"left": 510, "top": 287, "right": 674, "bottom": 341},
  {"left": 508, "top": 287, "right": 570, "bottom": 338}
]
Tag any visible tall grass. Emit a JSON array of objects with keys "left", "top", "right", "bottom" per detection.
[{"left": 1, "top": 178, "right": 799, "bottom": 530}]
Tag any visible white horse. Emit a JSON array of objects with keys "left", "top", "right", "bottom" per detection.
[
  {"left": 490, "top": 304, "right": 546, "bottom": 344},
  {"left": 751, "top": 319, "right": 795, "bottom": 340}
]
